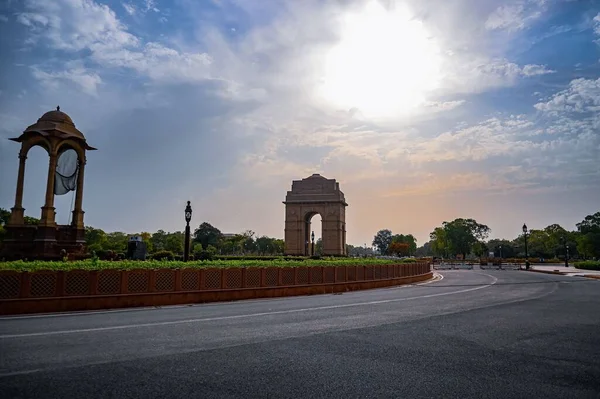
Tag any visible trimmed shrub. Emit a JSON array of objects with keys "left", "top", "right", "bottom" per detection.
[{"left": 153, "top": 250, "right": 175, "bottom": 261}]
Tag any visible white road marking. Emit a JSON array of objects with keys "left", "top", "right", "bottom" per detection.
[{"left": 0, "top": 273, "right": 497, "bottom": 339}]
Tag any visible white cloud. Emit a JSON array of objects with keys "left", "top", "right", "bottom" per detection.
[
  {"left": 31, "top": 66, "right": 102, "bottom": 95},
  {"left": 17, "top": 0, "right": 215, "bottom": 87},
  {"left": 534, "top": 78, "right": 600, "bottom": 114},
  {"left": 142, "top": 0, "right": 159, "bottom": 13},
  {"left": 485, "top": 1, "right": 544, "bottom": 32},
  {"left": 521, "top": 64, "right": 555, "bottom": 76},
  {"left": 422, "top": 100, "right": 466, "bottom": 112},
  {"left": 122, "top": 3, "right": 136, "bottom": 16}
]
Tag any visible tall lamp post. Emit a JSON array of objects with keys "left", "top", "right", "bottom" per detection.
[
  {"left": 184, "top": 201, "right": 192, "bottom": 262},
  {"left": 311, "top": 231, "right": 315, "bottom": 256},
  {"left": 522, "top": 223, "right": 529, "bottom": 270},
  {"left": 565, "top": 243, "right": 570, "bottom": 268}
]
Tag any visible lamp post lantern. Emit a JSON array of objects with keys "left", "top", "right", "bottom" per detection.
[
  {"left": 311, "top": 231, "right": 315, "bottom": 256},
  {"left": 184, "top": 201, "right": 192, "bottom": 262},
  {"left": 522, "top": 223, "right": 529, "bottom": 270}
]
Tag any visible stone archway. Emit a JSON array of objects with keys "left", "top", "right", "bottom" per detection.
[{"left": 283, "top": 174, "right": 348, "bottom": 256}]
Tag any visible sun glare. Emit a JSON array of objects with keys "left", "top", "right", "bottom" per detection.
[{"left": 321, "top": 1, "right": 442, "bottom": 118}]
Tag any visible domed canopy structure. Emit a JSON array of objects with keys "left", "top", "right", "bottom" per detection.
[
  {"left": 9, "top": 106, "right": 95, "bottom": 149},
  {"left": 2, "top": 106, "right": 96, "bottom": 260}
]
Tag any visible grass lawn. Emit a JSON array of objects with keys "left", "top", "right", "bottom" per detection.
[{"left": 0, "top": 257, "right": 418, "bottom": 272}]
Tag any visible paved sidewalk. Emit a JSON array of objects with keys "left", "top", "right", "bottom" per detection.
[{"left": 531, "top": 264, "right": 600, "bottom": 276}]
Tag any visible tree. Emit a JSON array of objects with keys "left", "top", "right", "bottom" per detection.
[
  {"left": 151, "top": 230, "right": 168, "bottom": 252},
  {"left": 0, "top": 208, "right": 11, "bottom": 225},
  {"left": 104, "top": 232, "right": 128, "bottom": 252},
  {"left": 388, "top": 242, "right": 409, "bottom": 257},
  {"left": 430, "top": 227, "right": 448, "bottom": 257},
  {"left": 486, "top": 239, "right": 515, "bottom": 258},
  {"left": 193, "top": 222, "right": 223, "bottom": 250},
  {"left": 472, "top": 241, "right": 488, "bottom": 257},
  {"left": 315, "top": 238, "right": 323, "bottom": 255},
  {"left": 441, "top": 218, "right": 490, "bottom": 259},
  {"left": 415, "top": 241, "right": 433, "bottom": 257},
  {"left": 165, "top": 231, "right": 184, "bottom": 254},
  {"left": 576, "top": 212, "right": 600, "bottom": 259},
  {"left": 372, "top": 229, "right": 393, "bottom": 254},
  {"left": 85, "top": 227, "right": 107, "bottom": 253},
  {"left": 391, "top": 234, "right": 417, "bottom": 255}
]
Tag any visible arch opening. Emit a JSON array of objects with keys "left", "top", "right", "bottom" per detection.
[
  {"left": 305, "top": 212, "right": 322, "bottom": 256},
  {"left": 21, "top": 146, "right": 47, "bottom": 224}
]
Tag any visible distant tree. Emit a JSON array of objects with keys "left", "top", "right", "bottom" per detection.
[
  {"left": 372, "top": 229, "right": 393, "bottom": 254},
  {"left": 193, "top": 222, "right": 223, "bottom": 250},
  {"left": 486, "top": 239, "right": 515, "bottom": 258},
  {"left": 104, "top": 232, "right": 128, "bottom": 252},
  {"left": 388, "top": 242, "right": 409, "bottom": 257},
  {"left": 0, "top": 208, "right": 11, "bottom": 225},
  {"left": 415, "top": 241, "right": 434, "bottom": 257},
  {"left": 391, "top": 234, "right": 417, "bottom": 255},
  {"left": 576, "top": 212, "right": 600, "bottom": 259},
  {"left": 315, "top": 238, "right": 323, "bottom": 255},
  {"left": 151, "top": 230, "right": 168, "bottom": 252},
  {"left": 85, "top": 227, "right": 107, "bottom": 253},
  {"left": 441, "top": 218, "right": 490, "bottom": 259},
  {"left": 472, "top": 241, "right": 488, "bottom": 257},
  {"left": 165, "top": 231, "right": 184, "bottom": 254},
  {"left": 429, "top": 227, "right": 448, "bottom": 257}
]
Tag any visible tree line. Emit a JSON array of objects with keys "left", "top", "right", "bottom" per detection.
[
  {"left": 2, "top": 207, "right": 599, "bottom": 260},
  {"left": 414, "top": 212, "right": 598, "bottom": 260}
]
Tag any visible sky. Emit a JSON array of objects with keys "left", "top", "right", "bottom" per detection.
[{"left": 0, "top": 0, "right": 599, "bottom": 247}]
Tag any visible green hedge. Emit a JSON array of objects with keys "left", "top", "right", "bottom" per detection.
[
  {"left": 574, "top": 261, "right": 600, "bottom": 271},
  {"left": 0, "top": 257, "right": 419, "bottom": 272}
]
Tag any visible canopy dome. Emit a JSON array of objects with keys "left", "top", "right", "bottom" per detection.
[
  {"left": 10, "top": 106, "right": 96, "bottom": 151},
  {"left": 38, "top": 109, "right": 75, "bottom": 126}
]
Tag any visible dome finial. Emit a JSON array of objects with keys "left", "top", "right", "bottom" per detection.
[{"left": 57, "top": 105, "right": 60, "bottom": 112}]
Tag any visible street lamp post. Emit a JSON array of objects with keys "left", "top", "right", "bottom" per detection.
[
  {"left": 565, "top": 244, "right": 570, "bottom": 268},
  {"left": 184, "top": 201, "right": 192, "bottom": 262},
  {"left": 499, "top": 245, "right": 502, "bottom": 260},
  {"left": 311, "top": 231, "right": 315, "bottom": 256},
  {"left": 522, "top": 223, "right": 529, "bottom": 270}
]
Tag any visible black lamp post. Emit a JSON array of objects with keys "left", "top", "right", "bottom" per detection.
[
  {"left": 499, "top": 245, "right": 502, "bottom": 260},
  {"left": 184, "top": 201, "right": 192, "bottom": 262},
  {"left": 565, "top": 244, "right": 569, "bottom": 268},
  {"left": 522, "top": 223, "right": 529, "bottom": 270},
  {"left": 311, "top": 231, "right": 315, "bottom": 256}
]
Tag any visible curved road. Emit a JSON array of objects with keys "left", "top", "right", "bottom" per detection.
[{"left": 1, "top": 271, "right": 599, "bottom": 398}]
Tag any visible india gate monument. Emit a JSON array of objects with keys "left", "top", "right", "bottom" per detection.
[{"left": 283, "top": 174, "right": 348, "bottom": 256}]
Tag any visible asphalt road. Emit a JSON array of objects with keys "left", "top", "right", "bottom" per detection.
[{"left": 1, "top": 270, "right": 599, "bottom": 399}]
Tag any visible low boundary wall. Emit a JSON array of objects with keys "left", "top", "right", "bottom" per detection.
[{"left": 0, "top": 262, "right": 432, "bottom": 315}]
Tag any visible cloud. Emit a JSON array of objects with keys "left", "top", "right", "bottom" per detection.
[
  {"left": 17, "top": 0, "right": 215, "bottom": 88},
  {"left": 122, "top": 3, "right": 136, "bottom": 16},
  {"left": 423, "top": 100, "right": 466, "bottom": 112},
  {"left": 534, "top": 78, "right": 600, "bottom": 114},
  {"left": 485, "top": 3, "right": 541, "bottom": 32},
  {"left": 521, "top": 64, "right": 555, "bottom": 76},
  {"left": 31, "top": 66, "right": 102, "bottom": 95}
]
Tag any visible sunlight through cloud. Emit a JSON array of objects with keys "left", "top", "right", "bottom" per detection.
[{"left": 320, "top": 1, "right": 442, "bottom": 119}]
